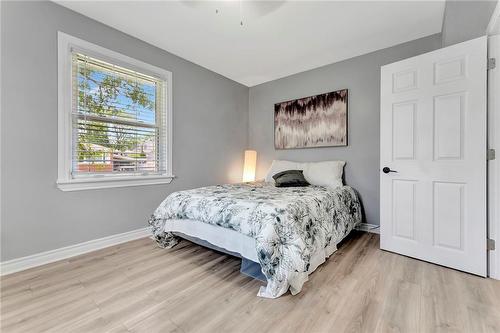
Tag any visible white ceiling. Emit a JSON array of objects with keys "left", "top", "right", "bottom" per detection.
[{"left": 56, "top": 1, "right": 445, "bottom": 87}]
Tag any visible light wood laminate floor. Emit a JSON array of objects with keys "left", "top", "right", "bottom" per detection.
[{"left": 1, "top": 232, "right": 500, "bottom": 332}]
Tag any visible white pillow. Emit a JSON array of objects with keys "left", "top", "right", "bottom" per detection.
[
  {"left": 303, "top": 161, "right": 345, "bottom": 189},
  {"left": 265, "top": 159, "right": 345, "bottom": 189},
  {"left": 265, "top": 160, "right": 303, "bottom": 182}
]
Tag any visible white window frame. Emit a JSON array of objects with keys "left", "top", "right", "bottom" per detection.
[{"left": 57, "top": 32, "right": 174, "bottom": 191}]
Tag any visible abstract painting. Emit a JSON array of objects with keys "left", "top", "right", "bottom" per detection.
[{"left": 274, "top": 89, "right": 348, "bottom": 149}]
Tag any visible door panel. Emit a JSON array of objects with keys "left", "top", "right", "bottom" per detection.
[
  {"left": 434, "top": 56, "right": 467, "bottom": 84},
  {"left": 392, "top": 102, "right": 416, "bottom": 160},
  {"left": 433, "top": 181, "right": 465, "bottom": 251},
  {"left": 380, "top": 36, "right": 487, "bottom": 276},
  {"left": 433, "top": 93, "right": 465, "bottom": 160},
  {"left": 393, "top": 180, "right": 417, "bottom": 240},
  {"left": 392, "top": 69, "right": 418, "bottom": 93}
]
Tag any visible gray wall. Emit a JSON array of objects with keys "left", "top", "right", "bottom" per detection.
[
  {"left": 248, "top": 34, "right": 442, "bottom": 225},
  {"left": 442, "top": 0, "right": 497, "bottom": 46},
  {"left": 0, "top": 1, "right": 249, "bottom": 261},
  {"left": 2, "top": 1, "right": 470, "bottom": 261}
]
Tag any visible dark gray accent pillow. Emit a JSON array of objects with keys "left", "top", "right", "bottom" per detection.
[{"left": 273, "top": 170, "right": 310, "bottom": 187}]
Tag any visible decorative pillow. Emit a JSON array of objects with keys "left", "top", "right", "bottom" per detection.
[
  {"left": 264, "top": 160, "right": 301, "bottom": 182},
  {"left": 273, "top": 170, "right": 310, "bottom": 187},
  {"left": 302, "top": 161, "right": 345, "bottom": 189}
]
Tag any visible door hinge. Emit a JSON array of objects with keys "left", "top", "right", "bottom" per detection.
[
  {"left": 488, "top": 58, "right": 496, "bottom": 70},
  {"left": 488, "top": 148, "right": 496, "bottom": 161},
  {"left": 488, "top": 238, "right": 496, "bottom": 251}
]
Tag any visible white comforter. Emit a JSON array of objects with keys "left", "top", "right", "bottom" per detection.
[{"left": 149, "top": 182, "right": 362, "bottom": 298}]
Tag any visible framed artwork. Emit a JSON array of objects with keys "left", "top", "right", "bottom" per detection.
[{"left": 274, "top": 89, "right": 348, "bottom": 149}]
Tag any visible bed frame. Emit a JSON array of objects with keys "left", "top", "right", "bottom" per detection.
[{"left": 174, "top": 232, "right": 267, "bottom": 282}]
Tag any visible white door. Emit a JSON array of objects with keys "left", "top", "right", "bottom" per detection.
[{"left": 380, "top": 36, "right": 487, "bottom": 276}]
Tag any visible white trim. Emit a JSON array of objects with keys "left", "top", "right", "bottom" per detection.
[
  {"left": 57, "top": 174, "right": 174, "bottom": 191},
  {"left": 0, "top": 1, "right": 3, "bottom": 260},
  {"left": 487, "top": 0, "right": 500, "bottom": 36},
  {"left": 488, "top": 35, "right": 500, "bottom": 280},
  {"left": 57, "top": 31, "right": 173, "bottom": 191},
  {"left": 0, "top": 227, "right": 150, "bottom": 276}
]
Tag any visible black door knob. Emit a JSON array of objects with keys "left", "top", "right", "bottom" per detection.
[{"left": 382, "top": 167, "right": 397, "bottom": 174}]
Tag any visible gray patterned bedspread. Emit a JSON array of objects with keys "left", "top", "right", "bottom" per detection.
[{"left": 149, "top": 182, "right": 362, "bottom": 298}]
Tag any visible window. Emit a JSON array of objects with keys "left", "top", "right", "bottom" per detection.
[{"left": 57, "top": 32, "right": 173, "bottom": 191}]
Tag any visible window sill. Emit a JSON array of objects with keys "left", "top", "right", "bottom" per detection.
[{"left": 56, "top": 175, "right": 175, "bottom": 191}]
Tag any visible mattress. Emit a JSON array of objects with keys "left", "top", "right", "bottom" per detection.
[{"left": 150, "top": 181, "right": 362, "bottom": 298}]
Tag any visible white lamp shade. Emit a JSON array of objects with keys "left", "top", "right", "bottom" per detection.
[{"left": 242, "top": 150, "right": 257, "bottom": 182}]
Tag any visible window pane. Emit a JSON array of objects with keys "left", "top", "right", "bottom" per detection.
[
  {"left": 71, "top": 53, "right": 165, "bottom": 177},
  {"left": 75, "top": 118, "right": 161, "bottom": 174},
  {"left": 76, "top": 55, "right": 157, "bottom": 125}
]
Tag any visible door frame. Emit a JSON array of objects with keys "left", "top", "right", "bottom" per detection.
[{"left": 488, "top": 2, "right": 500, "bottom": 280}]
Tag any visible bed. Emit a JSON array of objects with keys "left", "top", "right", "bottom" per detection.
[{"left": 149, "top": 177, "right": 362, "bottom": 298}]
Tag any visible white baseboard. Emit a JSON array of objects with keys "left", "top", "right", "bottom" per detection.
[
  {"left": 355, "top": 223, "right": 380, "bottom": 234},
  {"left": 0, "top": 227, "right": 150, "bottom": 276},
  {"left": 0, "top": 223, "right": 379, "bottom": 276}
]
